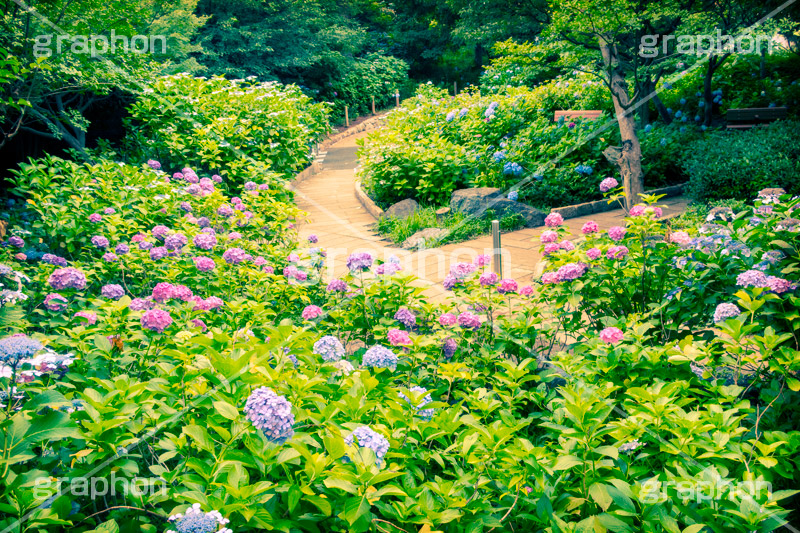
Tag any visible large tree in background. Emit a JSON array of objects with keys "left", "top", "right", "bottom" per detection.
[
  {"left": 545, "top": 0, "right": 693, "bottom": 209},
  {"left": 0, "top": 0, "right": 205, "bottom": 152}
]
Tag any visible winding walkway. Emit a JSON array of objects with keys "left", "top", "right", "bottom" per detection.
[{"left": 292, "top": 130, "right": 689, "bottom": 300}]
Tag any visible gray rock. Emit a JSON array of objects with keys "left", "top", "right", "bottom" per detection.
[
  {"left": 491, "top": 199, "right": 546, "bottom": 227},
  {"left": 401, "top": 228, "right": 449, "bottom": 249},
  {"left": 450, "top": 188, "right": 504, "bottom": 215},
  {"left": 383, "top": 199, "right": 419, "bottom": 220}
]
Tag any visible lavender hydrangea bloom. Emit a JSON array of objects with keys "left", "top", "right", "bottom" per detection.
[
  {"left": 457, "top": 312, "right": 481, "bottom": 329},
  {"left": 346, "top": 252, "right": 373, "bottom": 272},
  {"left": 149, "top": 247, "right": 168, "bottom": 261},
  {"left": 8, "top": 236, "right": 24, "bottom": 247},
  {"left": 313, "top": 335, "right": 345, "bottom": 362},
  {"left": 736, "top": 270, "right": 769, "bottom": 288},
  {"left": 442, "top": 275, "right": 457, "bottom": 291},
  {"left": 713, "top": 303, "right": 741, "bottom": 323},
  {"left": 197, "top": 217, "right": 211, "bottom": 228},
  {"left": 399, "top": 386, "right": 434, "bottom": 420},
  {"left": 90, "top": 235, "right": 109, "bottom": 249},
  {"left": 556, "top": 262, "right": 588, "bottom": 281},
  {"left": 450, "top": 262, "right": 477, "bottom": 280},
  {"left": 193, "top": 233, "right": 217, "bottom": 250},
  {"left": 394, "top": 308, "right": 417, "bottom": 328},
  {"left": 344, "top": 426, "right": 390, "bottom": 465},
  {"left": 479, "top": 272, "right": 498, "bottom": 286},
  {"left": 101, "top": 284, "right": 125, "bottom": 300},
  {"left": 151, "top": 225, "right": 170, "bottom": 240},
  {"left": 244, "top": 387, "right": 294, "bottom": 444},
  {"left": 222, "top": 247, "right": 247, "bottom": 264},
  {"left": 115, "top": 243, "right": 130, "bottom": 255},
  {"left": 362, "top": 345, "right": 397, "bottom": 369},
  {"left": 326, "top": 279, "right": 348, "bottom": 292},
  {"left": 164, "top": 233, "right": 188, "bottom": 251},
  {"left": 129, "top": 298, "right": 154, "bottom": 311},
  {"left": 442, "top": 338, "right": 458, "bottom": 359},
  {"left": 0, "top": 335, "right": 43, "bottom": 366},
  {"left": 41, "top": 254, "right": 68, "bottom": 266},
  {"left": 618, "top": 439, "right": 643, "bottom": 454},
  {"left": 48, "top": 267, "right": 86, "bottom": 290}
]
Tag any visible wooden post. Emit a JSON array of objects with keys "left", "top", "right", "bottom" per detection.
[
  {"left": 371, "top": 96, "right": 376, "bottom": 115},
  {"left": 492, "top": 220, "right": 503, "bottom": 278},
  {"left": 395, "top": 92, "right": 400, "bottom": 107},
  {"left": 454, "top": 81, "right": 458, "bottom": 96},
  {"left": 345, "top": 106, "right": 349, "bottom": 127}
]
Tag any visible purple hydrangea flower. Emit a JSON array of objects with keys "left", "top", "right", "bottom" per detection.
[
  {"left": 327, "top": 279, "right": 348, "bottom": 292},
  {"left": 450, "top": 262, "right": 477, "bottom": 279},
  {"left": 115, "top": 243, "right": 130, "bottom": 255},
  {"left": 346, "top": 252, "right": 373, "bottom": 272},
  {"left": 44, "top": 293, "right": 68, "bottom": 312},
  {"left": 151, "top": 225, "right": 170, "bottom": 240},
  {"left": 180, "top": 201, "right": 192, "bottom": 213},
  {"left": 600, "top": 177, "right": 619, "bottom": 193},
  {"left": 102, "top": 252, "right": 118, "bottom": 262},
  {"left": 129, "top": 298, "right": 154, "bottom": 311},
  {"left": 442, "top": 337, "right": 458, "bottom": 359},
  {"left": 217, "top": 204, "right": 234, "bottom": 217},
  {"left": 308, "top": 234, "right": 318, "bottom": 243},
  {"left": 556, "top": 262, "right": 588, "bottom": 281},
  {"left": 394, "top": 308, "right": 417, "bottom": 328},
  {"left": 222, "top": 247, "right": 247, "bottom": 264},
  {"left": 48, "top": 267, "right": 86, "bottom": 290},
  {"left": 7, "top": 236, "right": 24, "bottom": 247},
  {"left": 91, "top": 235, "right": 109, "bottom": 249},
  {"left": 457, "top": 311, "right": 481, "bottom": 329},
  {"left": 497, "top": 278, "right": 518, "bottom": 294},
  {"left": 149, "top": 247, "right": 168, "bottom": 261},
  {"left": 164, "top": 233, "right": 188, "bottom": 251},
  {"left": 193, "top": 233, "right": 217, "bottom": 250},
  {"left": 736, "top": 270, "right": 768, "bottom": 288},
  {"left": 0, "top": 335, "right": 43, "bottom": 366},
  {"left": 146, "top": 159, "right": 161, "bottom": 170},
  {"left": 101, "top": 284, "right": 125, "bottom": 300},
  {"left": 244, "top": 387, "right": 294, "bottom": 444},
  {"left": 41, "top": 254, "right": 68, "bottom": 266},
  {"left": 479, "top": 272, "right": 498, "bottom": 286}
]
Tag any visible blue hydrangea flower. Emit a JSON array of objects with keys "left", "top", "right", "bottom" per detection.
[
  {"left": 503, "top": 162, "right": 523, "bottom": 176},
  {"left": 446, "top": 110, "right": 457, "bottom": 122},
  {"left": 362, "top": 345, "right": 397, "bottom": 369},
  {"left": 507, "top": 190, "right": 519, "bottom": 201},
  {"left": 458, "top": 108, "right": 469, "bottom": 118},
  {"left": 0, "top": 335, "right": 43, "bottom": 366},
  {"left": 398, "top": 387, "right": 434, "bottom": 420},
  {"left": 442, "top": 338, "right": 457, "bottom": 359},
  {"left": 492, "top": 151, "right": 506, "bottom": 163},
  {"left": 244, "top": 387, "right": 294, "bottom": 444},
  {"left": 644, "top": 124, "right": 653, "bottom": 133},
  {"left": 313, "top": 335, "right": 345, "bottom": 362},
  {"left": 680, "top": 98, "right": 687, "bottom": 105},
  {"left": 344, "top": 426, "right": 390, "bottom": 465},
  {"left": 167, "top": 503, "right": 231, "bottom": 533}
]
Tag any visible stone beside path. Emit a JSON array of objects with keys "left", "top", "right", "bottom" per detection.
[{"left": 293, "top": 130, "right": 689, "bottom": 301}]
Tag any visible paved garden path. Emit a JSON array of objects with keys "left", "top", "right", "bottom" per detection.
[{"left": 293, "top": 130, "right": 689, "bottom": 301}]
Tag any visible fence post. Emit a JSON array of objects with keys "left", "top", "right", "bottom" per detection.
[
  {"left": 372, "top": 95, "right": 376, "bottom": 115},
  {"left": 454, "top": 81, "right": 458, "bottom": 96},
  {"left": 395, "top": 92, "right": 400, "bottom": 107},
  {"left": 492, "top": 220, "right": 503, "bottom": 278},
  {"left": 345, "top": 106, "right": 349, "bottom": 127}
]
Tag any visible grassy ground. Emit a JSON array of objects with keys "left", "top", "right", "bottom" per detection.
[{"left": 375, "top": 207, "right": 527, "bottom": 247}]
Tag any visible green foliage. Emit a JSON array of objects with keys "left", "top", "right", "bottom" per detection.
[
  {"left": 374, "top": 207, "right": 525, "bottom": 247},
  {"left": 124, "top": 74, "right": 330, "bottom": 189},
  {"left": 683, "top": 121, "right": 800, "bottom": 202}
]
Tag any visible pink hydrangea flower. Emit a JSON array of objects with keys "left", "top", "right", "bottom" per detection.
[
  {"left": 581, "top": 221, "right": 599, "bottom": 234},
  {"left": 141, "top": 309, "right": 173, "bottom": 333},
  {"left": 387, "top": 328, "right": 412, "bottom": 346},
  {"left": 540, "top": 230, "right": 558, "bottom": 243},
  {"left": 669, "top": 231, "right": 691, "bottom": 245},
  {"left": 151, "top": 282, "right": 175, "bottom": 303},
  {"left": 302, "top": 305, "right": 323, "bottom": 320},
  {"left": 473, "top": 254, "right": 491, "bottom": 267},
  {"left": 457, "top": 311, "right": 482, "bottom": 329},
  {"left": 607, "top": 245, "right": 629, "bottom": 259},
  {"left": 438, "top": 313, "right": 457, "bottom": 326},
  {"left": 545, "top": 212, "right": 564, "bottom": 227},
  {"left": 194, "top": 257, "right": 215, "bottom": 272},
  {"left": 520, "top": 285, "right": 534, "bottom": 296},
  {"left": 599, "top": 177, "right": 618, "bottom": 193},
  {"left": 543, "top": 243, "right": 560, "bottom": 256},
  {"left": 497, "top": 279, "right": 518, "bottom": 294},
  {"left": 541, "top": 272, "right": 559, "bottom": 284},
  {"left": 44, "top": 293, "right": 68, "bottom": 312},
  {"left": 608, "top": 226, "right": 626, "bottom": 241},
  {"left": 560, "top": 241, "right": 575, "bottom": 251},
  {"left": 287, "top": 253, "right": 300, "bottom": 263},
  {"left": 586, "top": 248, "right": 601, "bottom": 260},
  {"left": 74, "top": 310, "right": 97, "bottom": 325},
  {"left": 89, "top": 213, "right": 102, "bottom": 223},
  {"left": 599, "top": 327, "right": 624, "bottom": 345}
]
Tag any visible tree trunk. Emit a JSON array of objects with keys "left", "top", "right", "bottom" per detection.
[
  {"left": 600, "top": 38, "right": 644, "bottom": 210},
  {"left": 652, "top": 92, "right": 672, "bottom": 124},
  {"left": 703, "top": 59, "right": 715, "bottom": 126}
]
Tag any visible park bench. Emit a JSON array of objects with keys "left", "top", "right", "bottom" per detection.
[
  {"left": 554, "top": 110, "right": 603, "bottom": 122},
  {"left": 726, "top": 107, "right": 788, "bottom": 129}
]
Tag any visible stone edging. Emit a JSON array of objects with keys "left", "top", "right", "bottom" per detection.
[
  {"left": 354, "top": 178, "right": 384, "bottom": 218},
  {"left": 550, "top": 183, "right": 686, "bottom": 219},
  {"left": 288, "top": 114, "right": 388, "bottom": 189}
]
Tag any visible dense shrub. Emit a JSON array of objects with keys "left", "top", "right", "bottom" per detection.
[
  {"left": 124, "top": 74, "right": 330, "bottom": 189},
  {"left": 683, "top": 120, "right": 800, "bottom": 202},
  {"left": 359, "top": 79, "right": 691, "bottom": 210},
  {"left": 325, "top": 53, "right": 410, "bottom": 120},
  {"left": 2, "top": 173, "right": 799, "bottom": 531}
]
